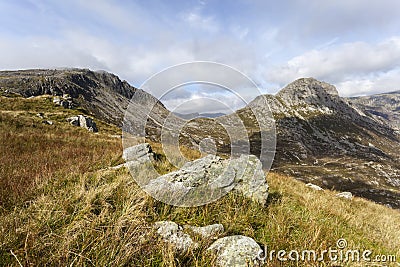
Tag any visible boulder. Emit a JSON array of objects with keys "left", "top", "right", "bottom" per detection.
[
  {"left": 230, "top": 155, "right": 269, "bottom": 204},
  {"left": 67, "top": 115, "right": 98, "bottom": 132},
  {"left": 122, "top": 143, "right": 154, "bottom": 162},
  {"left": 53, "top": 96, "right": 74, "bottom": 109},
  {"left": 144, "top": 154, "right": 268, "bottom": 207},
  {"left": 306, "top": 183, "right": 323, "bottom": 191},
  {"left": 336, "top": 191, "right": 353, "bottom": 200},
  {"left": 154, "top": 221, "right": 197, "bottom": 252},
  {"left": 207, "top": 235, "right": 263, "bottom": 267}
]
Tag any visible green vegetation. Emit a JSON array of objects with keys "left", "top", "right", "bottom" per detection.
[{"left": 1, "top": 96, "right": 399, "bottom": 266}]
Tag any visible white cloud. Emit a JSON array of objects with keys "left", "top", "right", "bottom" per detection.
[
  {"left": 180, "top": 6, "right": 219, "bottom": 34},
  {"left": 337, "top": 68, "right": 400, "bottom": 96}
]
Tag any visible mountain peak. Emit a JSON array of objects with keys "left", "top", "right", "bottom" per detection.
[
  {"left": 275, "top": 78, "right": 342, "bottom": 110},
  {"left": 278, "top": 78, "right": 338, "bottom": 99}
]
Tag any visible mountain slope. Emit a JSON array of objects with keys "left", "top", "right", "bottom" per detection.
[
  {"left": 349, "top": 90, "right": 400, "bottom": 132},
  {"left": 246, "top": 78, "right": 400, "bottom": 208},
  {"left": 0, "top": 69, "right": 165, "bottom": 126}
]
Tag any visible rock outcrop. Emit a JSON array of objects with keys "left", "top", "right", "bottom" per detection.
[
  {"left": 306, "top": 183, "right": 324, "bottom": 191},
  {"left": 67, "top": 115, "right": 98, "bottom": 132},
  {"left": 122, "top": 143, "right": 154, "bottom": 162},
  {"left": 153, "top": 221, "right": 224, "bottom": 252},
  {"left": 336, "top": 192, "right": 353, "bottom": 200}
]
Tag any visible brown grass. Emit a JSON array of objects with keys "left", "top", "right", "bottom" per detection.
[{"left": 0, "top": 96, "right": 122, "bottom": 210}]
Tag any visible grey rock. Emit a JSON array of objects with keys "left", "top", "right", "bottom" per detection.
[
  {"left": 184, "top": 224, "right": 224, "bottom": 239},
  {"left": 306, "top": 183, "right": 323, "bottom": 191},
  {"left": 122, "top": 143, "right": 154, "bottom": 163},
  {"left": 231, "top": 155, "right": 269, "bottom": 204},
  {"left": 207, "top": 235, "right": 263, "bottom": 267},
  {"left": 336, "top": 192, "right": 353, "bottom": 200},
  {"left": 154, "top": 221, "right": 197, "bottom": 252},
  {"left": 144, "top": 154, "right": 268, "bottom": 206},
  {"left": 67, "top": 115, "right": 98, "bottom": 132},
  {"left": 53, "top": 96, "right": 74, "bottom": 109}
]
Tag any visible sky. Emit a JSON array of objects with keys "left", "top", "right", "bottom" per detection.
[{"left": 1, "top": 0, "right": 400, "bottom": 113}]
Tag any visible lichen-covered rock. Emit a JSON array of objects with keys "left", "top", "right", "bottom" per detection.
[
  {"left": 231, "top": 155, "right": 269, "bottom": 204},
  {"left": 144, "top": 154, "right": 268, "bottom": 207},
  {"left": 154, "top": 221, "right": 197, "bottom": 252},
  {"left": 207, "top": 235, "right": 263, "bottom": 267}
]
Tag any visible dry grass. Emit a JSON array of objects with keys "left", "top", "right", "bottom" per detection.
[
  {"left": 1, "top": 95, "right": 399, "bottom": 266},
  {"left": 0, "top": 96, "right": 122, "bottom": 210}
]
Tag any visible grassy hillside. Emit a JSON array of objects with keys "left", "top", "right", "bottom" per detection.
[{"left": 0, "top": 96, "right": 399, "bottom": 266}]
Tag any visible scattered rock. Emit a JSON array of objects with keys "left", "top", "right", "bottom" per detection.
[
  {"left": 67, "top": 115, "right": 98, "bottom": 132},
  {"left": 111, "top": 143, "right": 155, "bottom": 170},
  {"left": 42, "top": 120, "right": 53, "bottom": 125},
  {"left": 185, "top": 224, "right": 224, "bottom": 239},
  {"left": 207, "top": 235, "right": 263, "bottom": 267},
  {"left": 306, "top": 183, "right": 323, "bottom": 191},
  {"left": 154, "top": 221, "right": 197, "bottom": 252},
  {"left": 336, "top": 192, "right": 353, "bottom": 200}
]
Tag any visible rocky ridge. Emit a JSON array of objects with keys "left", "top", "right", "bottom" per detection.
[
  {"left": 0, "top": 69, "right": 167, "bottom": 127},
  {"left": 350, "top": 90, "right": 400, "bottom": 132}
]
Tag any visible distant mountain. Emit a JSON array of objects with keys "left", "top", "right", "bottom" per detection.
[
  {"left": 349, "top": 90, "right": 400, "bottom": 132},
  {"left": 173, "top": 112, "right": 226, "bottom": 120}
]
